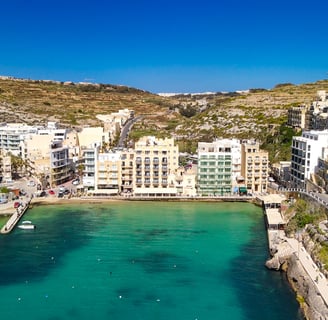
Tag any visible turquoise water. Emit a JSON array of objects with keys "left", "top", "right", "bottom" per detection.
[{"left": 0, "top": 202, "right": 302, "bottom": 320}]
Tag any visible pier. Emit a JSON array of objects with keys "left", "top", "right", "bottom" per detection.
[{"left": 0, "top": 200, "right": 31, "bottom": 234}]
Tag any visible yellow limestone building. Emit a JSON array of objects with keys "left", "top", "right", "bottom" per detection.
[
  {"left": 241, "top": 140, "right": 268, "bottom": 193},
  {"left": 132, "top": 136, "right": 179, "bottom": 196}
]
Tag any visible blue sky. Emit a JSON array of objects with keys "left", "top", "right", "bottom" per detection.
[{"left": 1, "top": 0, "right": 328, "bottom": 93}]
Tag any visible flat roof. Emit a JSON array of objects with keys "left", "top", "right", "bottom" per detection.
[
  {"left": 260, "top": 194, "right": 286, "bottom": 205},
  {"left": 266, "top": 208, "right": 285, "bottom": 225}
]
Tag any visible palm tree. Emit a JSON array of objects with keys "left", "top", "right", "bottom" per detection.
[{"left": 10, "top": 155, "right": 28, "bottom": 178}]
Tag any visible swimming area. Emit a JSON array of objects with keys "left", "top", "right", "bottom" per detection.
[{"left": 0, "top": 201, "right": 303, "bottom": 319}]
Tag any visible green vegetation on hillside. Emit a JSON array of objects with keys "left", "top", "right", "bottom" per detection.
[
  {"left": 285, "top": 199, "right": 327, "bottom": 234},
  {"left": 261, "top": 124, "right": 301, "bottom": 162},
  {"left": 2, "top": 78, "right": 328, "bottom": 162}
]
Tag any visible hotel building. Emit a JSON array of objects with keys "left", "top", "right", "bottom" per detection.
[
  {"left": 133, "top": 136, "right": 179, "bottom": 196},
  {"left": 241, "top": 140, "right": 268, "bottom": 193},
  {"left": 290, "top": 130, "right": 328, "bottom": 188},
  {"left": 197, "top": 139, "right": 241, "bottom": 195}
]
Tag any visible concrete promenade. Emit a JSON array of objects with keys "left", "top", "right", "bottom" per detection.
[
  {"left": 0, "top": 200, "right": 30, "bottom": 234},
  {"left": 286, "top": 237, "right": 328, "bottom": 307}
]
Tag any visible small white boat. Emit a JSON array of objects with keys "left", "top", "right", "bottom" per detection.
[{"left": 18, "top": 221, "right": 35, "bottom": 230}]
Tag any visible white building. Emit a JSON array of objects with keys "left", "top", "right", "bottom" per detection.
[
  {"left": 0, "top": 123, "right": 39, "bottom": 156},
  {"left": 95, "top": 151, "right": 121, "bottom": 195},
  {"left": 290, "top": 130, "right": 328, "bottom": 188},
  {"left": 0, "top": 122, "right": 66, "bottom": 156},
  {"left": 197, "top": 139, "right": 241, "bottom": 195}
]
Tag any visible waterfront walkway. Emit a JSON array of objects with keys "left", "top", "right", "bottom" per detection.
[
  {"left": 0, "top": 200, "right": 30, "bottom": 234},
  {"left": 286, "top": 237, "right": 328, "bottom": 307}
]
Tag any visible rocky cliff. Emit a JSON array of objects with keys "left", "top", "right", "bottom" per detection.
[{"left": 266, "top": 240, "right": 328, "bottom": 320}]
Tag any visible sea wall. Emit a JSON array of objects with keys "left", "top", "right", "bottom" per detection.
[{"left": 266, "top": 242, "right": 328, "bottom": 320}]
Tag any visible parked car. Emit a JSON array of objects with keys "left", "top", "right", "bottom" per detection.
[
  {"left": 39, "top": 191, "right": 47, "bottom": 197},
  {"left": 59, "top": 185, "right": 66, "bottom": 192},
  {"left": 14, "top": 201, "right": 21, "bottom": 209},
  {"left": 63, "top": 189, "right": 70, "bottom": 195},
  {"left": 27, "top": 180, "right": 36, "bottom": 187},
  {"left": 58, "top": 192, "right": 64, "bottom": 198},
  {"left": 48, "top": 189, "right": 55, "bottom": 195},
  {"left": 72, "top": 179, "right": 80, "bottom": 185}
]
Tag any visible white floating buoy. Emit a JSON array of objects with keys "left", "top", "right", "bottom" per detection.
[
  {"left": 119, "top": 295, "right": 122, "bottom": 299},
  {"left": 156, "top": 299, "right": 160, "bottom": 302}
]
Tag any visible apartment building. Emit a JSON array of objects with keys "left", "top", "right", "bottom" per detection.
[
  {"left": 120, "top": 149, "right": 134, "bottom": 194},
  {"left": 0, "top": 122, "right": 66, "bottom": 157},
  {"left": 0, "top": 150, "right": 12, "bottom": 183},
  {"left": 304, "top": 90, "right": 328, "bottom": 131},
  {"left": 22, "top": 134, "right": 71, "bottom": 187},
  {"left": 287, "top": 105, "right": 308, "bottom": 129},
  {"left": 96, "top": 151, "right": 121, "bottom": 194},
  {"left": 81, "top": 145, "right": 98, "bottom": 190},
  {"left": 290, "top": 130, "right": 328, "bottom": 188},
  {"left": 313, "top": 152, "right": 328, "bottom": 193},
  {"left": 175, "top": 166, "right": 197, "bottom": 196},
  {"left": 241, "top": 140, "right": 268, "bottom": 193},
  {"left": 77, "top": 127, "right": 107, "bottom": 150},
  {"left": 50, "top": 141, "right": 71, "bottom": 187},
  {"left": 133, "top": 136, "right": 179, "bottom": 196},
  {"left": 0, "top": 123, "right": 38, "bottom": 156},
  {"left": 197, "top": 139, "right": 241, "bottom": 195}
]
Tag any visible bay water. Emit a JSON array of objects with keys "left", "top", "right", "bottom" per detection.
[{"left": 0, "top": 201, "right": 302, "bottom": 319}]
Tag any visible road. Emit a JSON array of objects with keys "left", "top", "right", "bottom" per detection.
[{"left": 117, "top": 116, "right": 142, "bottom": 148}]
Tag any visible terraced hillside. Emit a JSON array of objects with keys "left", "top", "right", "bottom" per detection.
[
  {"left": 1, "top": 77, "right": 328, "bottom": 161},
  {"left": 0, "top": 78, "right": 177, "bottom": 128}
]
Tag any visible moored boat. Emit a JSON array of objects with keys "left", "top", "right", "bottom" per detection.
[{"left": 18, "top": 221, "right": 35, "bottom": 230}]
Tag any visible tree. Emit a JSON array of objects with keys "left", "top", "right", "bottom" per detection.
[{"left": 10, "top": 155, "right": 28, "bottom": 178}]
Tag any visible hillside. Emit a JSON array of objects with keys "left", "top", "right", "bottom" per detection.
[
  {"left": 0, "top": 78, "right": 176, "bottom": 128},
  {"left": 1, "top": 77, "right": 328, "bottom": 161}
]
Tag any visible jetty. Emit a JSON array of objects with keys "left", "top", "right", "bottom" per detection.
[{"left": 0, "top": 200, "right": 31, "bottom": 234}]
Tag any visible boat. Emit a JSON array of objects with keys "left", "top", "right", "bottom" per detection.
[{"left": 18, "top": 221, "right": 35, "bottom": 230}]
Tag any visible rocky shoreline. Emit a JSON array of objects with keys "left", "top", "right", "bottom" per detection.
[{"left": 266, "top": 236, "right": 328, "bottom": 320}]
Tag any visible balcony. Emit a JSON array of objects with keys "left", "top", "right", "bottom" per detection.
[{"left": 122, "top": 176, "right": 133, "bottom": 181}]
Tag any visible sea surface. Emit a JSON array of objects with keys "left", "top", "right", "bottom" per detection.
[{"left": 0, "top": 201, "right": 303, "bottom": 320}]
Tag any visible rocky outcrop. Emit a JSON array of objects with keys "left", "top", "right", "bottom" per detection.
[
  {"left": 266, "top": 239, "right": 328, "bottom": 320},
  {"left": 287, "top": 255, "right": 328, "bottom": 320},
  {"left": 265, "top": 240, "right": 293, "bottom": 270}
]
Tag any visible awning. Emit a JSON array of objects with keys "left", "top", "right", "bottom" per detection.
[{"left": 239, "top": 187, "right": 247, "bottom": 193}]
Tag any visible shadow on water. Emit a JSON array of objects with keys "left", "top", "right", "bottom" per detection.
[
  {"left": 228, "top": 216, "right": 304, "bottom": 320},
  {"left": 129, "top": 251, "right": 189, "bottom": 274},
  {"left": 0, "top": 205, "right": 111, "bottom": 286}
]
